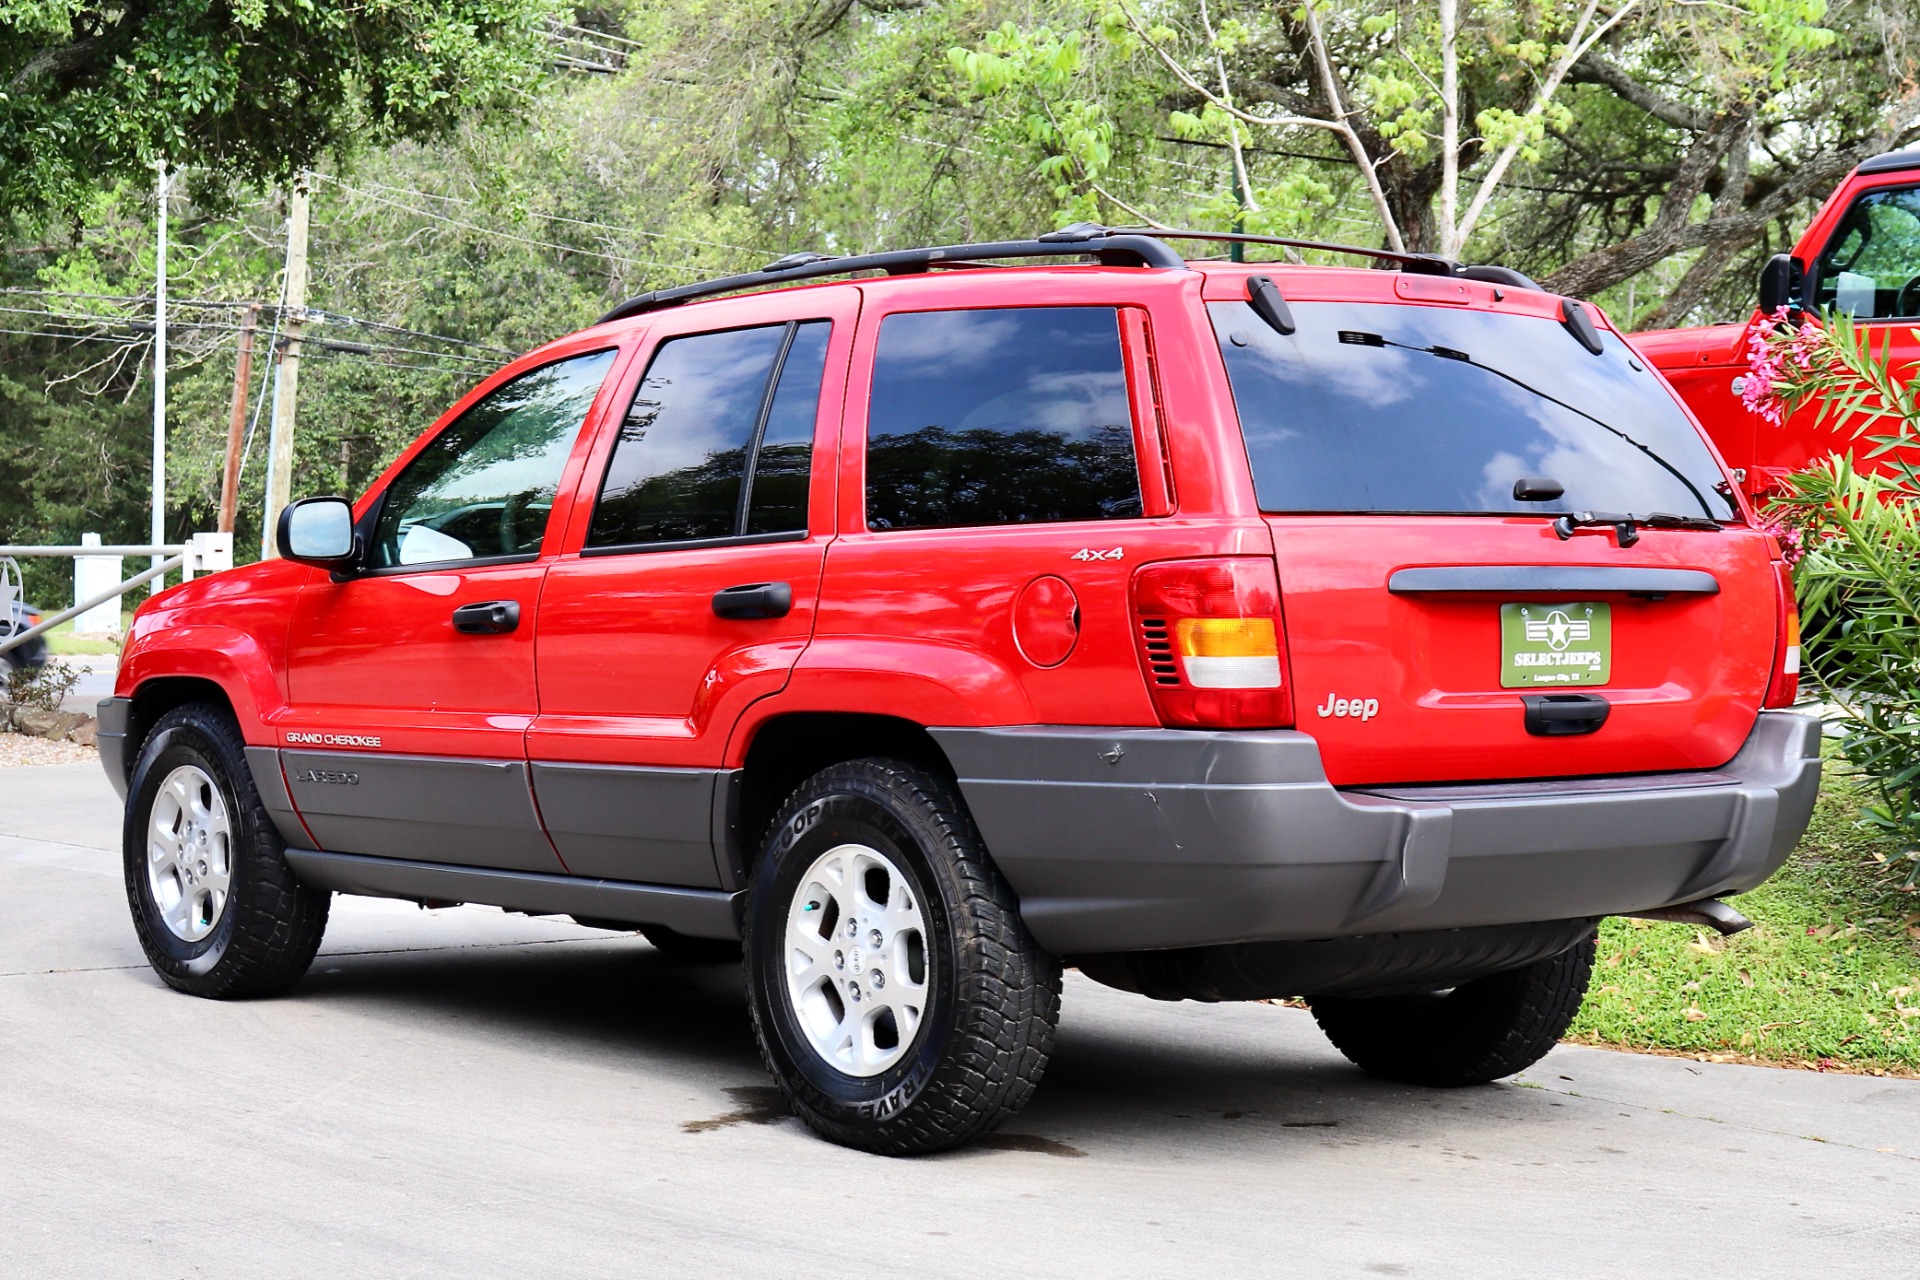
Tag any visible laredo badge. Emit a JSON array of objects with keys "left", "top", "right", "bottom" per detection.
[{"left": 1500, "top": 602, "right": 1611, "bottom": 688}]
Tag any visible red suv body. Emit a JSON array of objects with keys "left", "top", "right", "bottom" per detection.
[{"left": 101, "top": 229, "right": 1820, "bottom": 1153}]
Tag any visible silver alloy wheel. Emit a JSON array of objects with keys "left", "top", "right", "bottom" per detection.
[
  {"left": 783, "top": 842, "right": 930, "bottom": 1078},
  {"left": 147, "top": 764, "right": 234, "bottom": 943}
]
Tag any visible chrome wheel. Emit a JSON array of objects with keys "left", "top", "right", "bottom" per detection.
[
  {"left": 783, "top": 842, "right": 930, "bottom": 1078},
  {"left": 146, "top": 764, "right": 233, "bottom": 943}
]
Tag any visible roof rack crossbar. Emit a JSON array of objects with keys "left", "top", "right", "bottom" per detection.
[
  {"left": 1106, "top": 227, "right": 1460, "bottom": 276},
  {"left": 594, "top": 232, "right": 1186, "bottom": 325}
]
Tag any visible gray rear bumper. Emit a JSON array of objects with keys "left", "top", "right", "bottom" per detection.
[{"left": 932, "top": 712, "right": 1822, "bottom": 955}]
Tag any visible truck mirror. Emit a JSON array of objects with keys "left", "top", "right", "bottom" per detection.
[
  {"left": 277, "top": 496, "right": 358, "bottom": 570},
  {"left": 1758, "top": 254, "right": 1804, "bottom": 315}
]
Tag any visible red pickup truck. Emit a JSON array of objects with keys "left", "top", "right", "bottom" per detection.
[{"left": 1633, "top": 145, "right": 1920, "bottom": 493}]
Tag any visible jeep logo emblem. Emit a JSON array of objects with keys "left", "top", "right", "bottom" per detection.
[{"left": 1315, "top": 693, "right": 1380, "bottom": 721}]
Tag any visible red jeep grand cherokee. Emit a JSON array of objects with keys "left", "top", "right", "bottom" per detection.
[{"left": 99, "top": 226, "right": 1819, "bottom": 1154}]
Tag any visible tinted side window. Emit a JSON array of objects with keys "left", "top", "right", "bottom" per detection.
[
  {"left": 1813, "top": 186, "right": 1920, "bottom": 318},
  {"left": 371, "top": 349, "right": 616, "bottom": 569},
  {"left": 588, "top": 321, "right": 829, "bottom": 549},
  {"left": 865, "top": 307, "right": 1142, "bottom": 530},
  {"left": 747, "top": 322, "right": 829, "bottom": 536}
]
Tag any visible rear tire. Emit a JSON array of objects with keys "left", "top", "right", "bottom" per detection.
[
  {"left": 1307, "top": 932, "right": 1596, "bottom": 1086},
  {"left": 123, "top": 703, "right": 330, "bottom": 998},
  {"left": 743, "top": 758, "right": 1061, "bottom": 1154}
]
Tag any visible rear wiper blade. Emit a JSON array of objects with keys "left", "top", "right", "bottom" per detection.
[
  {"left": 1371, "top": 336, "right": 1720, "bottom": 521},
  {"left": 1552, "top": 510, "right": 1722, "bottom": 547}
]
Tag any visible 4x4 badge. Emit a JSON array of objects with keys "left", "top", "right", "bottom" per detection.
[{"left": 1070, "top": 547, "right": 1124, "bottom": 562}]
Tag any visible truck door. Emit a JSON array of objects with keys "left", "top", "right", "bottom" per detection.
[
  {"left": 527, "top": 290, "right": 857, "bottom": 888},
  {"left": 1772, "top": 181, "right": 1920, "bottom": 484},
  {"left": 280, "top": 344, "right": 622, "bottom": 872}
]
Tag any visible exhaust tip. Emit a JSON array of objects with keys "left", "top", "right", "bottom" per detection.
[{"left": 1623, "top": 898, "right": 1753, "bottom": 937}]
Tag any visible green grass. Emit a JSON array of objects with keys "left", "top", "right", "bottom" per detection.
[
  {"left": 41, "top": 610, "right": 133, "bottom": 656},
  {"left": 1568, "top": 770, "right": 1920, "bottom": 1073}
]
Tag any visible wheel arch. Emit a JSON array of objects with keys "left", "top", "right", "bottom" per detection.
[
  {"left": 723, "top": 711, "right": 960, "bottom": 885},
  {"left": 122, "top": 676, "right": 241, "bottom": 789}
]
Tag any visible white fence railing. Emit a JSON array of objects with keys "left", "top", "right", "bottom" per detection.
[{"left": 0, "top": 532, "right": 233, "bottom": 657}]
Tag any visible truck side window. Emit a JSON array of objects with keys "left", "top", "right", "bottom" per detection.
[
  {"left": 1813, "top": 186, "right": 1920, "bottom": 319},
  {"left": 588, "top": 320, "right": 829, "bottom": 550},
  {"left": 864, "top": 307, "right": 1143, "bottom": 531},
  {"left": 371, "top": 348, "right": 617, "bottom": 569}
]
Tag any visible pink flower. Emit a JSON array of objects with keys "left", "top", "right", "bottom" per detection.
[{"left": 1744, "top": 307, "right": 1820, "bottom": 428}]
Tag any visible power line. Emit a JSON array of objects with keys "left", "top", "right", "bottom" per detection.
[
  {"left": 307, "top": 172, "right": 766, "bottom": 258},
  {"left": 312, "top": 177, "right": 712, "bottom": 275}
]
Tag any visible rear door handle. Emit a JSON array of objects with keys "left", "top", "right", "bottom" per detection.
[
  {"left": 452, "top": 600, "right": 521, "bottom": 634},
  {"left": 712, "top": 581, "right": 792, "bottom": 621}
]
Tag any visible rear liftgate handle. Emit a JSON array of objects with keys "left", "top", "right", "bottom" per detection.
[
  {"left": 1521, "top": 693, "right": 1610, "bottom": 737},
  {"left": 451, "top": 600, "right": 521, "bottom": 635},
  {"left": 712, "top": 581, "right": 793, "bottom": 621}
]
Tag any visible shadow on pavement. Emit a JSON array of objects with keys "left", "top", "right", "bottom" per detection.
[{"left": 262, "top": 936, "right": 1568, "bottom": 1153}]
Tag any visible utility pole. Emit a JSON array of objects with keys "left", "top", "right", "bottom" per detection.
[
  {"left": 150, "top": 166, "right": 169, "bottom": 593},
  {"left": 217, "top": 304, "right": 260, "bottom": 534},
  {"left": 262, "top": 179, "right": 310, "bottom": 558}
]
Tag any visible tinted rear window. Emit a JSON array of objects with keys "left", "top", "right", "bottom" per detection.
[
  {"left": 865, "top": 307, "right": 1142, "bottom": 530},
  {"left": 1210, "top": 300, "right": 1736, "bottom": 520}
]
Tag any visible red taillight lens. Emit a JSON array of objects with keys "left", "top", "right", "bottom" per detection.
[
  {"left": 1131, "top": 557, "right": 1292, "bottom": 728},
  {"left": 1764, "top": 558, "right": 1801, "bottom": 709}
]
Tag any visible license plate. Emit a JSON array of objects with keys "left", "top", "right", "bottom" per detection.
[{"left": 1500, "top": 602, "right": 1611, "bottom": 688}]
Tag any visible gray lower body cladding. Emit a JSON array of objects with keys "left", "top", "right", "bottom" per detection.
[
  {"left": 96, "top": 697, "right": 131, "bottom": 799},
  {"left": 932, "top": 712, "right": 1822, "bottom": 956},
  {"left": 281, "top": 750, "right": 563, "bottom": 873},
  {"left": 283, "top": 850, "right": 740, "bottom": 940}
]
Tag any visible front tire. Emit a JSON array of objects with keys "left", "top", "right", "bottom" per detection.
[
  {"left": 743, "top": 758, "right": 1061, "bottom": 1154},
  {"left": 123, "top": 703, "right": 330, "bottom": 998},
  {"left": 1307, "top": 932, "right": 1596, "bottom": 1087}
]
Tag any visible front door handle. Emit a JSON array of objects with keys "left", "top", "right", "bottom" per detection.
[
  {"left": 712, "top": 581, "right": 792, "bottom": 621},
  {"left": 452, "top": 600, "right": 521, "bottom": 634}
]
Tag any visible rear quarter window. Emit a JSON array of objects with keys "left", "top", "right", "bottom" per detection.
[
  {"left": 1210, "top": 300, "right": 1737, "bottom": 521},
  {"left": 864, "top": 306, "right": 1143, "bottom": 530}
]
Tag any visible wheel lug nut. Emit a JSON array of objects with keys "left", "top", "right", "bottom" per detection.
[
  {"left": 868, "top": 929, "right": 882, "bottom": 948},
  {"left": 871, "top": 971, "right": 885, "bottom": 989},
  {"left": 834, "top": 951, "right": 845, "bottom": 969},
  {"left": 849, "top": 983, "right": 863, "bottom": 1001}
]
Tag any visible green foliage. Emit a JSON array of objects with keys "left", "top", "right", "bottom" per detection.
[
  {"left": 0, "top": 0, "right": 561, "bottom": 225},
  {"left": 1767, "top": 312, "right": 1920, "bottom": 888},
  {"left": 1568, "top": 768, "right": 1920, "bottom": 1072},
  {"left": 4, "top": 658, "right": 78, "bottom": 711}
]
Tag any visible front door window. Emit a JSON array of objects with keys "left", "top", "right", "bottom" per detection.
[
  {"left": 371, "top": 348, "right": 617, "bottom": 568},
  {"left": 1812, "top": 186, "right": 1920, "bottom": 319}
]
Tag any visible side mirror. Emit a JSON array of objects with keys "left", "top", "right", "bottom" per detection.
[
  {"left": 1758, "top": 253, "right": 1805, "bottom": 315},
  {"left": 277, "top": 496, "right": 358, "bottom": 570}
]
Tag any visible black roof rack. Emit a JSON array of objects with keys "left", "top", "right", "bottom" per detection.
[
  {"left": 592, "top": 223, "right": 1542, "bottom": 326},
  {"left": 593, "top": 226, "right": 1184, "bottom": 325},
  {"left": 1105, "top": 226, "right": 1459, "bottom": 275}
]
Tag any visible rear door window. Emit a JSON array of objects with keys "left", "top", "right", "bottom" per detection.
[
  {"left": 587, "top": 321, "right": 830, "bottom": 550},
  {"left": 1210, "top": 300, "right": 1736, "bottom": 520},
  {"left": 864, "top": 307, "right": 1142, "bottom": 530}
]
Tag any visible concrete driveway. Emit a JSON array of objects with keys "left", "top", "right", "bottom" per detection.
[{"left": 2, "top": 759, "right": 1914, "bottom": 1278}]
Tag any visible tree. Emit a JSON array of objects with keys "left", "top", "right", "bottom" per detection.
[{"left": 0, "top": 0, "right": 560, "bottom": 225}]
